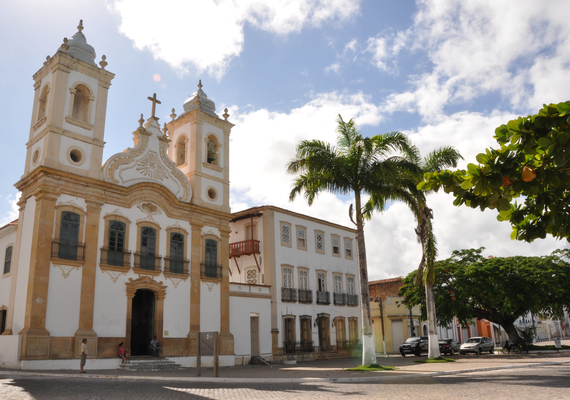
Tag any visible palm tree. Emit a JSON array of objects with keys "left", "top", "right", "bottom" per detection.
[
  {"left": 287, "top": 115, "right": 420, "bottom": 365},
  {"left": 380, "top": 147, "right": 463, "bottom": 358}
]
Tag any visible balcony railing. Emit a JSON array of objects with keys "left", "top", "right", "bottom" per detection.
[
  {"left": 229, "top": 239, "right": 260, "bottom": 257},
  {"left": 134, "top": 252, "right": 162, "bottom": 271},
  {"left": 201, "top": 262, "right": 222, "bottom": 279},
  {"left": 334, "top": 292, "right": 346, "bottom": 306},
  {"left": 281, "top": 287, "right": 297, "bottom": 303},
  {"left": 283, "top": 340, "right": 314, "bottom": 354},
  {"left": 52, "top": 239, "right": 85, "bottom": 262},
  {"left": 346, "top": 294, "right": 359, "bottom": 306},
  {"left": 100, "top": 248, "right": 131, "bottom": 268},
  {"left": 164, "top": 257, "right": 189, "bottom": 275},
  {"left": 298, "top": 289, "right": 313, "bottom": 304},
  {"left": 316, "top": 290, "right": 330, "bottom": 305}
]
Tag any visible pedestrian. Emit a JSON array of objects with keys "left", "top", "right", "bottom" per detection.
[
  {"left": 150, "top": 336, "right": 161, "bottom": 357},
  {"left": 80, "top": 338, "right": 87, "bottom": 373},
  {"left": 118, "top": 342, "right": 128, "bottom": 364}
]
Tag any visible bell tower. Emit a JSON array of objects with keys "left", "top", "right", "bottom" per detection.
[
  {"left": 166, "top": 81, "right": 233, "bottom": 213},
  {"left": 23, "top": 20, "right": 114, "bottom": 181}
]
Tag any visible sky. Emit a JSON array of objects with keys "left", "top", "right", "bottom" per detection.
[{"left": 1, "top": 0, "right": 569, "bottom": 281}]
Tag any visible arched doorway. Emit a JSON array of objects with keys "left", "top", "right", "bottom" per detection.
[{"left": 131, "top": 289, "right": 155, "bottom": 355}]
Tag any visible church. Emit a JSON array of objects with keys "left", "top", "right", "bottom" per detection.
[{"left": 0, "top": 21, "right": 361, "bottom": 369}]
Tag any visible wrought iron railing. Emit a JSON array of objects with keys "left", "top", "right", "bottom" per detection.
[
  {"left": 281, "top": 287, "right": 297, "bottom": 302},
  {"left": 100, "top": 247, "right": 131, "bottom": 267},
  {"left": 201, "top": 262, "right": 222, "bottom": 279},
  {"left": 164, "top": 257, "right": 189, "bottom": 275},
  {"left": 298, "top": 289, "right": 313, "bottom": 304},
  {"left": 134, "top": 252, "right": 162, "bottom": 271},
  {"left": 316, "top": 290, "right": 330, "bottom": 305},
  {"left": 346, "top": 294, "right": 359, "bottom": 306},
  {"left": 334, "top": 292, "right": 346, "bottom": 306},
  {"left": 52, "top": 239, "right": 85, "bottom": 262}
]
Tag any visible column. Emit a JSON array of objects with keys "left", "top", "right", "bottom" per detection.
[
  {"left": 187, "top": 224, "right": 203, "bottom": 355},
  {"left": 74, "top": 200, "right": 103, "bottom": 357},
  {"left": 219, "top": 227, "right": 234, "bottom": 355},
  {"left": 19, "top": 190, "right": 58, "bottom": 360}
]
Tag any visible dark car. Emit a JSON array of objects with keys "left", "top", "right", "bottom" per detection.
[
  {"left": 459, "top": 336, "right": 495, "bottom": 355},
  {"left": 399, "top": 336, "right": 428, "bottom": 357},
  {"left": 439, "top": 339, "right": 461, "bottom": 355}
]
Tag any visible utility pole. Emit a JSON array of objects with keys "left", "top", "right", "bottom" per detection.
[
  {"left": 373, "top": 296, "right": 388, "bottom": 356},
  {"left": 409, "top": 307, "right": 416, "bottom": 337}
]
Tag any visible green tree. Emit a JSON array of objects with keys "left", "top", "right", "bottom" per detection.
[
  {"left": 381, "top": 147, "right": 462, "bottom": 358},
  {"left": 420, "top": 101, "right": 570, "bottom": 242},
  {"left": 399, "top": 248, "right": 570, "bottom": 344},
  {"left": 287, "top": 115, "right": 419, "bottom": 365}
]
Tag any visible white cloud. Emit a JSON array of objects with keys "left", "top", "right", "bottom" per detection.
[
  {"left": 365, "top": 36, "right": 389, "bottom": 71},
  {"left": 344, "top": 39, "right": 358, "bottom": 53},
  {"left": 325, "top": 62, "right": 340, "bottom": 74},
  {"left": 109, "top": 0, "right": 361, "bottom": 79},
  {"left": 0, "top": 193, "right": 20, "bottom": 227},
  {"left": 380, "top": 0, "right": 570, "bottom": 120}
]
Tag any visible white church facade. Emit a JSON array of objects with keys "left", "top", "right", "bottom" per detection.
[{"left": 0, "top": 21, "right": 361, "bottom": 370}]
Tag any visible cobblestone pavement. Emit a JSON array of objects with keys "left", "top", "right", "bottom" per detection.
[{"left": 0, "top": 364, "right": 569, "bottom": 399}]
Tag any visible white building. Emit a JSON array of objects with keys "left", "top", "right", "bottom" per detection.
[{"left": 228, "top": 206, "right": 361, "bottom": 362}]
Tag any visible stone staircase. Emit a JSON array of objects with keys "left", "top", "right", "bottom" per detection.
[{"left": 119, "top": 356, "right": 184, "bottom": 372}]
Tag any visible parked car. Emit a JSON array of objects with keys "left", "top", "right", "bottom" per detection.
[
  {"left": 439, "top": 339, "right": 461, "bottom": 355},
  {"left": 459, "top": 336, "right": 494, "bottom": 355},
  {"left": 399, "top": 336, "right": 428, "bottom": 357}
]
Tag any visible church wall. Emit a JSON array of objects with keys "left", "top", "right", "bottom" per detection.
[
  {"left": 57, "top": 136, "right": 92, "bottom": 171},
  {"left": 29, "top": 136, "right": 46, "bottom": 172},
  {"left": 200, "top": 280, "right": 221, "bottom": 332},
  {"left": 93, "top": 271, "right": 128, "bottom": 337},
  {"left": 200, "top": 178, "right": 223, "bottom": 206},
  {"left": 61, "top": 70, "right": 100, "bottom": 138},
  {"left": 12, "top": 196, "right": 37, "bottom": 335},
  {"left": 230, "top": 293, "right": 271, "bottom": 362},
  {"left": 163, "top": 280, "right": 190, "bottom": 338},
  {"left": 45, "top": 262, "right": 81, "bottom": 336}
]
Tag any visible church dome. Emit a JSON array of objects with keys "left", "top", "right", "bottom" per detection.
[
  {"left": 64, "top": 20, "right": 96, "bottom": 66},
  {"left": 183, "top": 80, "right": 218, "bottom": 117}
]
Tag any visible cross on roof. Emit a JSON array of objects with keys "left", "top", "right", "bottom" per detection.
[{"left": 147, "top": 93, "right": 161, "bottom": 120}]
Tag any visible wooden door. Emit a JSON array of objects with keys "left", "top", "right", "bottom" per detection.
[
  {"left": 319, "top": 316, "right": 329, "bottom": 351},
  {"left": 250, "top": 316, "right": 260, "bottom": 357}
]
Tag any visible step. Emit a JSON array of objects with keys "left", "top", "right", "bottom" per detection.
[{"left": 119, "top": 357, "right": 184, "bottom": 371}]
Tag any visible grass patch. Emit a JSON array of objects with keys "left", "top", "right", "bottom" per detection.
[
  {"left": 526, "top": 344, "right": 570, "bottom": 351},
  {"left": 414, "top": 356, "right": 456, "bottom": 363},
  {"left": 345, "top": 364, "right": 397, "bottom": 371}
]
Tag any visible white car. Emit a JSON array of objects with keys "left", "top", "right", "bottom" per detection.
[{"left": 460, "top": 336, "right": 495, "bottom": 355}]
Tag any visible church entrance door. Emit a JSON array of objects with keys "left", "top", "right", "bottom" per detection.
[{"left": 131, "top": 289, "right": 155, "bottom": 356}]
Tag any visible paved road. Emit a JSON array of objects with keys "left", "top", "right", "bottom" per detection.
[{"left": 1, "top": 364, "right": 569, "bottom": 399}]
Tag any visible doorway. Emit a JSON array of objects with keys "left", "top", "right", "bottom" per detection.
[
  {"left": 131, "top": 289, "right": 155, "bottom": 356},
  {"left": 250, "top": 315, "right": 260, "bottom": 357},
  {"left": 318, "top": 314, "right": 330, "bottom": 351},
  {"left": 283, "top": 317, "right": 295, "bottom": 353},
  {"left": 392, "top": 319, "right": 404, "bottom": 353}
]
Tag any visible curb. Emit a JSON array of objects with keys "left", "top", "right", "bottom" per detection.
[{"left": 0, "top": 361, "right": 568, "bottom": 384}]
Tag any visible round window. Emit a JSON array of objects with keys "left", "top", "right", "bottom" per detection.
[
  {"left": 69, "top": 149, "right": 82, "bottom": 163},
  {"left": 32, "top": 149, "right": 40, "bottom": 165},
  {"left": 207, "top": 188, "right": 217, "bottom": 201}
]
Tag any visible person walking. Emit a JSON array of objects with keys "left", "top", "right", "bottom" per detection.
[
  {"left": 118, "top": 342, "right": 128, "bottom": 364},
  {"left": 80, "top": 338, "right": 88, "bottom": 373}
]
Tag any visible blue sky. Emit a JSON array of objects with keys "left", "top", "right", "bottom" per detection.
[{"left": 1, "top": 0, "right": 568, "bottom": 280}]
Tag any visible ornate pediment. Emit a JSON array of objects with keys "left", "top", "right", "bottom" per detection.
[{"left": 102, "top": 117, "right": 192, "bottom": 202}]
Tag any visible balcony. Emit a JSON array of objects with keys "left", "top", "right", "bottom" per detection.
[
  {"left": 100, "top": 248, "right": 131, "bottom": 268},
  {"left": 201, "top": 262, "right": 222, "bottom": 279},
  {"left": 298, "top": 289, "right": 313, "bottom": 304},
  {"left": 164, "top": 257, "right": 189, "bottom": 275},
  {"left": 316, "top": 290, "right": 330, "bottom": 305},
  {"left": 52, "top": 239, "right": 85, "bottom": 262},
  {"left": 229, "top": 239, "right": 260, "bottom": 257},
  {"left": 334, "top": 292, "right": 346, "bottom": 306},
  {"left": 134, "top": 252, "right": 162, "bottom": 272},
  {"left": 281, "top": 287, "right": 297, "bottom": 303},
  {"left": 347, "top": 294, "right": 359, "bottom": 306}
]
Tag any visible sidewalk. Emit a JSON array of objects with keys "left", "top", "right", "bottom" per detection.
[{"left": 1, "top": 352, "right": 569, "bottom": 383}]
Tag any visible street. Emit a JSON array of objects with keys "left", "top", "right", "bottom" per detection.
[{"left": 1, "top": 364, "right": 569, "bottom": 399}]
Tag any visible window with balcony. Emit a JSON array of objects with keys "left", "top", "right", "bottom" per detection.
[
  {"left": 333, "top": 275, "right": 346, "bottom": 305},
  {"left": 298, "top": 269, "right": 312, "bottom": 303},
  {"left": 201, "top": 238, "right": 221, "bottom": 279},
  {"left": 58, "top": 211, "right": 81, "bottom": 261},
  {"left": 316, "top": 272, "right": 330, "bottom": 305},
  {"left": 282, "top": 267, "right": 296, "bottom": 302},
  {"left": 346, "top": 277, "right": 358, "bottom": 306},
  {"left": 140, "top": 227, "right": 157, "bottom": 270},
  {"left": 168, "top": 233, "right": 185, "bottom": 274}
]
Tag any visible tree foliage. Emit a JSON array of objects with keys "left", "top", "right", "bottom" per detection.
[
  {"left": 399, "top": 248, "right": 570, "bottom": 342},
  {"left": 420, "top": 101, "right": 570, "bottom": 242}
]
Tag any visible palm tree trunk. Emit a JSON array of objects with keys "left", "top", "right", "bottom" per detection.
[
  {"left": 355, "top": 194, "right": 377, "bottom": 365},
  {"left": 425, "top": 281, "right": 441, "bottom": 358}
]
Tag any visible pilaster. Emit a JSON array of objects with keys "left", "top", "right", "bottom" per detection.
[
  {"left": 219, "top": 227, "right": 234, "bottom": 355},
  {"left": 188, "top": 224, "right": 203, "bottom": 355}
]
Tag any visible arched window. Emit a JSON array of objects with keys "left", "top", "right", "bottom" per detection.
[
  {"left": 169, "top": 232, "right": 185, "bottom": 273},
  {"left": 423, "top": 324, "right": 428, "bottom": 336},
  {"left": 4, "top": 246, "right": 13, "bottom": 274},
  {"left": 71, "top": 84, "right": 91, "bottom": 123},
  {"left": 140, "top": 227, "right": 157, "bottom": 270},
  {"left": 37, "top": 85, "right": 49, "bottom": 122},
  {"left": 206, "top": 139, "right": 217, "bottom": 165},
  {"left": 108, "top": 221, "right": 126, "bottom": 266},
  {"left": 59, "top": 211, "right": 80, "bottom": 260},
  {"left": 203, "top": 239, "right": 219, "bottom": 278},
  {"left": 175, "top": 135, "right": 187, "bottom": 166}
]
